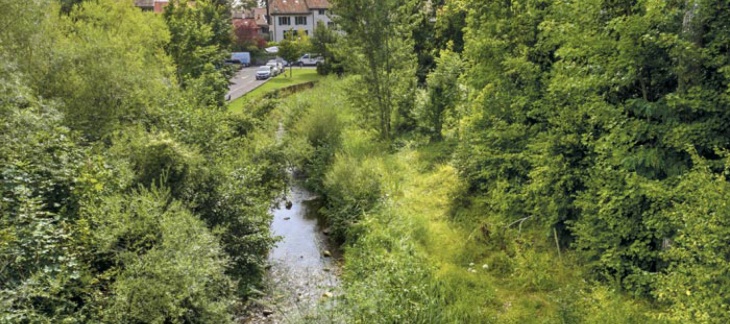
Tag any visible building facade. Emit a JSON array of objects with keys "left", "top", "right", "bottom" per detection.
[
  {"left": 268, "top": 0, "right": 331, "bottom": 42},
  {"left": 134, "top": 0, "right": 169, "bottom": 13}
]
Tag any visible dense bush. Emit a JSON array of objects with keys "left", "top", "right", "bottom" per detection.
[
  {"left": 322, "top": 155, "right": 383, "bottom": 243},
  {"left": 0, "top": 81, "right": 88, "bottom": 322},
  {"left": 85, "top": 189, "right": 234, "bottom": 323},
  {"left": 1, "top": 0, "right": 285, "bottom": 320},
  {"left": 450, "top": 0, "right": 730, "bottom": 319},
  {"left": 283, "top": 79, "right": 347, "bottom": 188},
  {"left": 121, "top": 131, "right": 207, "bottom": 200}
]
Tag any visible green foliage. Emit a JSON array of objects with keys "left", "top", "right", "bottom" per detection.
[
  {"left": 654, "top": 154, "right": 730, "bottom": 323},
  {"left": 1, "top": 0, "right": 286, "bottom": 320},
  {"left": 434, "top": 0, "right": 467, "bottom": 54},
  {"left": 339, "top": 221, "right": 446, "bottom": 323},
  {"left": 280, "top": 79, "right": 385, "bottom": 243},
  {"left": 0, "top": 80, "right": 87, "bottom": 322},
  {"left": 118, "top": 131, "right": 207, "bottom": 201},
  {"left": 418, "top": 46, "right": 464, "bottom": 141},
  {"left": 311, "top": 21, "right": 343, "bottom": 76},
  {"left": 330, "top": 0, "right": 419, "bottom": 139},
  {"left": 279, "top": 30, "right": 310, "bottom": 78},
  {"left": 38, "top": 0, "right": 174, "bottom": 140},
  {"left": 452, "top": 0, "right": 730, "bottom": 317},
  {"left": 290, "top": 104, "right": 343, "bottom": 190},
  {"left": 164, "top": 0, "right": 232, "bottom": 107},
  {"left": 322, "top": 155, "right": 383, "bottom": 243},
  {"left": 282, "top": 78, "right": 348, "bottom": 188},
  {"left": 276, "top": 73, "right": 668, "bottom": 322},
  {"left": 85, "top": 189, "right": 234, "bottom": 323}
]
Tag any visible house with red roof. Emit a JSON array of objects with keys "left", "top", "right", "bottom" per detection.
[{"left": 268, "top": 0, "right": 332, "bottom": 42}]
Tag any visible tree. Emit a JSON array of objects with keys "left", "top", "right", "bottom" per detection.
[
  {"left": 85, "top": 189, "right": 234, "bottom": 323},
  {"left": 330, "top": 0, "right": 419, "bottom": 140},
  {"left": 0, "top": 69, "right": 88, "bottom": 322},
  {"left": 1, "top": 1, "right": 286, "bottom": 319},
  {"left": 311, "top": 21, "right": 342, "bottom": 75},
  {"left": 233, "top": 18, "right": 266, "bottom": 50},
  {"left": 655, "top": 154, "right": 730, "bottom": 322},
  {"left": 420, "top": 46, "right": 463, "bottom": 141},
  {"left": 164, "top": 0, "right": 233, "bottom": 108},
  {"left": 37, "top": 0, "right": 174, "bottom": 140},
  {"left": 434, "top": 0, "right": 467, "bottom": 54},
  {"left": 455, "top": 0, "right": 730, "bottom": 305},
  {"left": 278, "top": 30, "right": 309, "bottom": 78}
]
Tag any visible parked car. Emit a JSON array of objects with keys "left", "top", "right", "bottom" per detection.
[
  {"left": 296, "top": 53, "right": 324, "bottom": 66},
  {"left": 255, "top": 66, "right": 272, "bottom": 80},
  {"left": 266, "top": 60, "right": 283, "bottom": 76},
  {"left": 276, "top": 58, "right": 290, "bottom": 67}
]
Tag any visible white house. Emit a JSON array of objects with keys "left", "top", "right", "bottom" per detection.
[{"left": 268, "top": 0, "right": 332, "bottom": 42}]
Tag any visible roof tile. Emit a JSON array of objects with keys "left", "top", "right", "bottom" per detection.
[
  {"left": 269, "top": 0, "right": 309, "bottom": 15},
  {"left": 305, "top": 0, "right": 330, "bottom": 9}
]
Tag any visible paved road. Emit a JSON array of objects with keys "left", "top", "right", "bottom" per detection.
[
  {"left": 226, "top": 66, "right": 317, "bottom": 101},
  {"left": 227, "top": 67, "right": 268, "bottom": 101}
]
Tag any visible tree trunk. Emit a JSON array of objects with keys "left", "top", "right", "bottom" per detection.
[{"left": 679, "top": 0, "right": 703, "bottom": 92}]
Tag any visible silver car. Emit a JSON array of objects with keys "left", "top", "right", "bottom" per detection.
[
  {"left": 266, "top": 61, "right": 281, "bottom": 76},
  {"left": 256, "top": 66, "right": 272, "bottom": 80}
]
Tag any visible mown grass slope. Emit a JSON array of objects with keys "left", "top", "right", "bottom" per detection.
[{"left": 228, "top": 68, "right": 323, "bottom": 115}]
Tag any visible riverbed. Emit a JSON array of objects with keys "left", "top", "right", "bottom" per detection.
[{"left": 242, "top": 182, "right": 340, "bottom": 323}]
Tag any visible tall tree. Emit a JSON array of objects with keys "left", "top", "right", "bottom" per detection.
[
  {"left": 434, "top": 0, "right": 467, "bottom": 53},
  {"left": 164, "top": 0, "right": 232, "bottom": 108},
  {"left": 278, "top": 30, "right": 309, "bottom": 78},
  {"left": 330, "top": 0, "right": 419, "bottom": 140}
]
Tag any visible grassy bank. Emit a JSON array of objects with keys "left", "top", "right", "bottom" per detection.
[
  {"left": 277, "top": 79, "right": 662, "bottom": 323},
  {"left": 228, "top": 68, "right": 323, "bottom": 115}
]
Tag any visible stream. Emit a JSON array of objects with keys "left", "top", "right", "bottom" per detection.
[
  {"left": 242, "top": 181, "right": 340, "bottom": 323},
  {"left": 240, "top": 121, "right": 340, "bottom": 323}
]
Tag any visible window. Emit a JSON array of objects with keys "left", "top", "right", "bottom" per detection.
[
  {"left": 318, "top": 9, "right": 325, "bottom": 15},
  {"left": 295, "top": 16, "right": 307, "bottom": 25},
  {"left": 278, "top": 17, "right": 290, "bottom": 25},
  {"left": 327, "top": 21, "right": 336, "bottom": 28}
]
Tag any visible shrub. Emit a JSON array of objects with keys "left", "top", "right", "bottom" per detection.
[
  {"left": 119, "top": 131, "right": 206, "bottom": 201},
  {"left": 322, "top": 155, "right": 383, "bottom": 243},
  {"left": 284, "top": 84, "right": 345, "bottom": 191},
  {"left": 336, "top": 208, "right": 446, "bottom": 323},
  {"left": 0, "top": 81, "right": 89, "bottom": 322},
  {"left": 85, "top": 189, "right": 234, "bottom": 323}
]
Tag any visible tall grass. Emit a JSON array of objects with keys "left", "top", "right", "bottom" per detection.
[{"left": 276, "top": 77, "right": 662, "bottom": 323}]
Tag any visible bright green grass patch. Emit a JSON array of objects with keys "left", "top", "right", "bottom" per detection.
[{"left": 227, "top": 68, "right": 323, "bottom": 114}]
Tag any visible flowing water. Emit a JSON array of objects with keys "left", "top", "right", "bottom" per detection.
[
  {"left": 241, "top": 124, "right": 340, "bottom": 323},
  {"left": 242, "top": 184, "right": 340, "bottom": 323}
]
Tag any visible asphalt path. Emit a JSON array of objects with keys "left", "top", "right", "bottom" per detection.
[{"left": 226, "top": 67, "right": 268, "bottom": 101}]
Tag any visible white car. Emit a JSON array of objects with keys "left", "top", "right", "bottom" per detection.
[
  {"left": 276, "top": 58, "right": 289, "bottom": 67},
  {"left": 266, "top": 61, "right": 281, "bottom": 76},
  {"left": 296, "top": 53, "right": 324, "bottom": 67}
]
